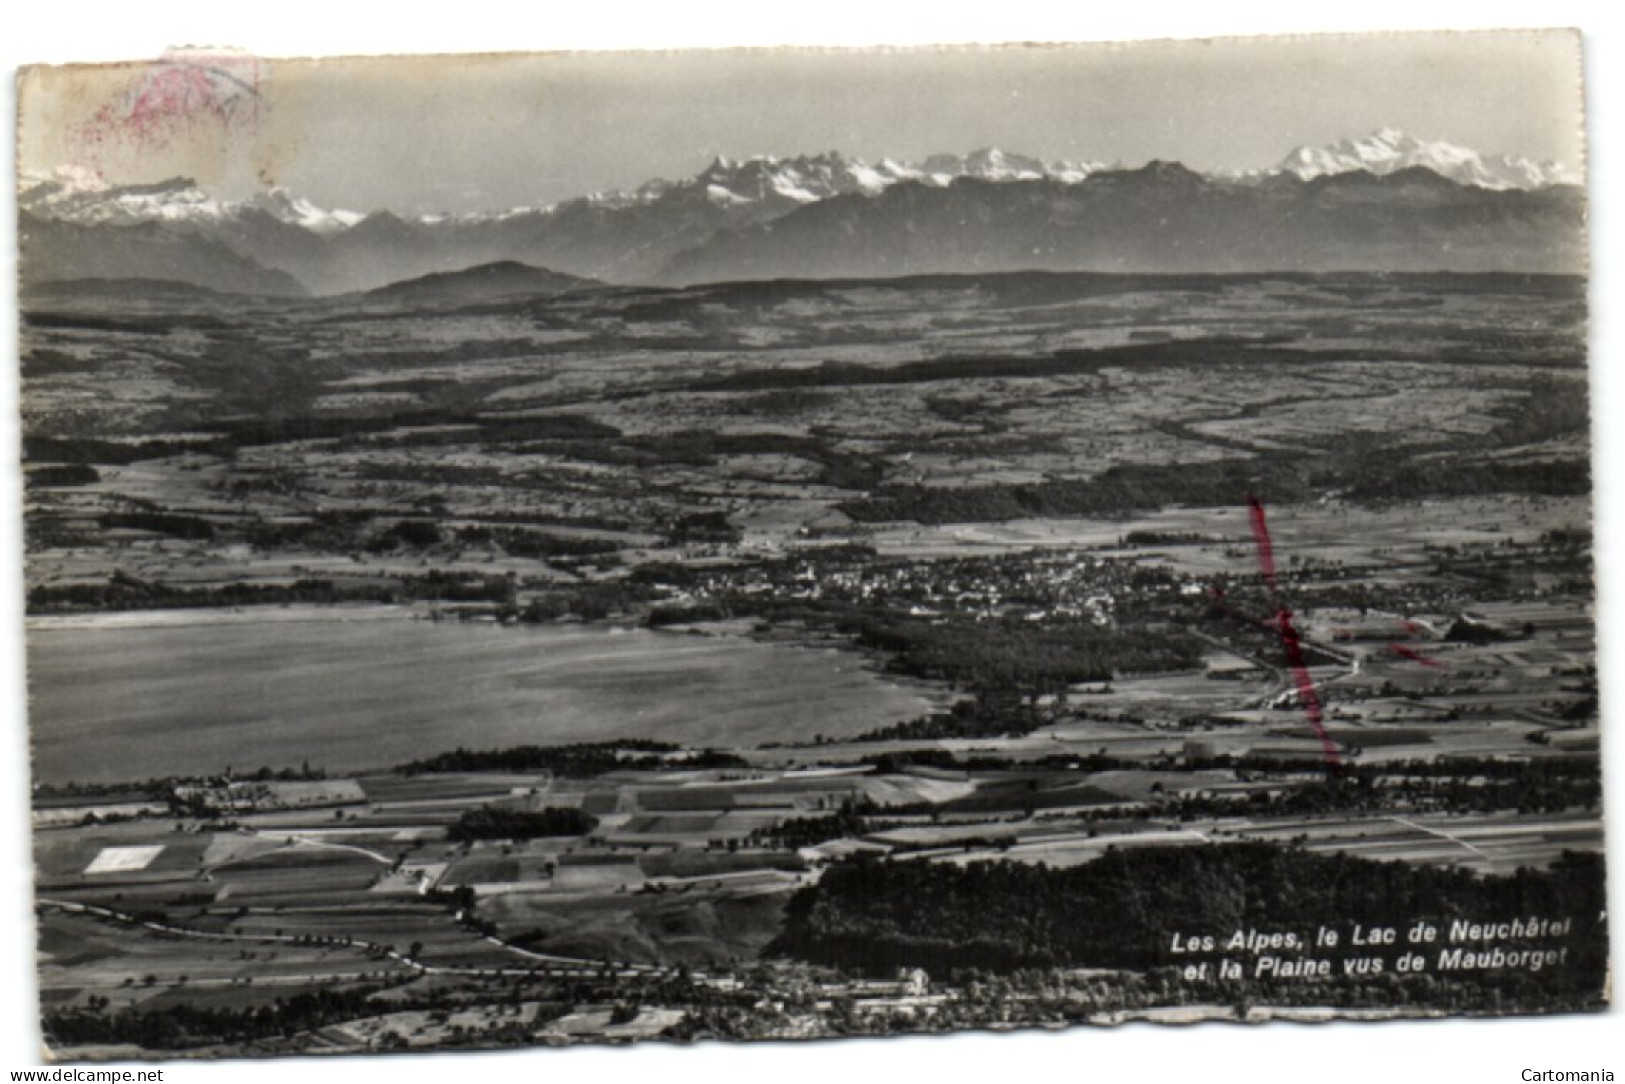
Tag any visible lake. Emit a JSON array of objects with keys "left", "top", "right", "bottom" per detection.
[{"left": 25, "top": 608, "right": 936, "bottom": 784}]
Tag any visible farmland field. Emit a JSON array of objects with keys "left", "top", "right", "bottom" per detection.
[{"left": 20, "top": 269, "right": 1605, "bottom": 1053}]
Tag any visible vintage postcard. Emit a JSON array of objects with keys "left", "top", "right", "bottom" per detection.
[{"left": 13, "top": 30, "right": 1606, "bottom": 1061}]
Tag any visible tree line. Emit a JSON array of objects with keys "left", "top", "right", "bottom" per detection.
[{"left": 770, "top": 844, "right": 1607, "bottom": 987}]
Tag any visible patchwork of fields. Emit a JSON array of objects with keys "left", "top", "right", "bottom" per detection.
[{"left": 21, "top": 271, "right": 1603, "bottom": 1053}]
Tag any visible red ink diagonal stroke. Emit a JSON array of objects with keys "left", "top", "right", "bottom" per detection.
[
  {"left": 1246, "top": 495, "right": 1341, "bottom": 771},
  {"left": 1275, "top": 607, "right": 1342, "bottom": 767},
  {"left": 1388, "top": 642, "right": 1444, "bottom": 669},
  {"left": 1247, "top": 494, "right": 1278, "bottom": 594}
]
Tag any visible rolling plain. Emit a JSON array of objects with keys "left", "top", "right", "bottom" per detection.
[{"left": 20, "top": 269, "right": 1605, "bottom": 1054}]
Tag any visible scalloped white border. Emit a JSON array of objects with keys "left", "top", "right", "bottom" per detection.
[{"left": 3, "top": 4, "right": 1618, "bottom": 1079}]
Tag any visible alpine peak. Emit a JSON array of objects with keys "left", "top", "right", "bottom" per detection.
[{"left": 1275, "top": 128, "right": 1576, "bottom": 190}]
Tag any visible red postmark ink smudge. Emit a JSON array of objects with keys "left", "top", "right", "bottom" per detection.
[
  {"left": 78, "top": 49, "right": 263, "bottom": 152},
  {"left": 1387, "top": 642, "right": 1444, "bottom": 669},
  {"left": 1330, "top": 618, "right": 1445, "bottom": 668},
  {"left": 1393, "top": 620, "right": 1444, "bottom": 668},
  {"left": 1245, "top": 495, "right": 1342, "bottom": 772},
  {"left": 1273, "top": 604, "right": 1342, "bottom": 768},
  {"left": 1224, "top": 498, "right": 1447, "bottom": 771},
  {"left": 1246, "top": 495, "right": 1279, "bottom": 594}
]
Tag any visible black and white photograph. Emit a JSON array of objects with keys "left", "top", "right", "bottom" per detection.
[{"left": 4, "top": 11, "right": 1618, "bottom": 1078}]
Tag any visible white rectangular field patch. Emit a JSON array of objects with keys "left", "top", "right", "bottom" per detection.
[{"left": 83, "top": 845, "right": 165, "bottom": 874}]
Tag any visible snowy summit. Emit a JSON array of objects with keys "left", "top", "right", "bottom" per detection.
[{"left": 1274, "top": 128, "right": 1577, "bottom": 190}]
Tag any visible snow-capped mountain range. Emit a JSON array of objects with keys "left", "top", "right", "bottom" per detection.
[
  {"left": 19, "top": 148, "right": 1105, "bottom": 231},
  {"left": 17, "top": 130, "right": 1585, "bottom": 295},
  {"left": 19, "top": 167, "right": 365, "bottom": 234},
  {"left": 592, "top": 148, "right": 1103, "bottom": 211},
  {"left": 20, "top": 130, "right": 1575, "bottom": 235},
  {"left": 1270, "top": 128, "right": 1577, "bottom": 189}
]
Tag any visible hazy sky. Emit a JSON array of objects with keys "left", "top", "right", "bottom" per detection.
[{"left": 18, "top": 30, "right": 1585, "bottom": 215}]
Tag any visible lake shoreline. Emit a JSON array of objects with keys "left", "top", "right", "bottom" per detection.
[{"left": 26, "top": 606, "right": 940, "bottom": 786}]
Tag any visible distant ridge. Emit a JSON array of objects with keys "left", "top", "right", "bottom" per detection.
[
  {"left": 20, "top": 277, "right": 233, "bottom": 301},
  {"left": 17, "top": 131, "right": 1586, "bottom": 293},
  {"left": 361, "top": 260, "right": 599, "bottom": 305},
  {"left": 18, "top": 212, "right": 309, "bottom": 298},
  {"left": 660, "top": 163, "right": 1585, "bottom": 283}
]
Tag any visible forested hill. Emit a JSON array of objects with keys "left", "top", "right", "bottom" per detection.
[{"left": 772, "top": 845, "right": 1607, "bottom": 993}]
